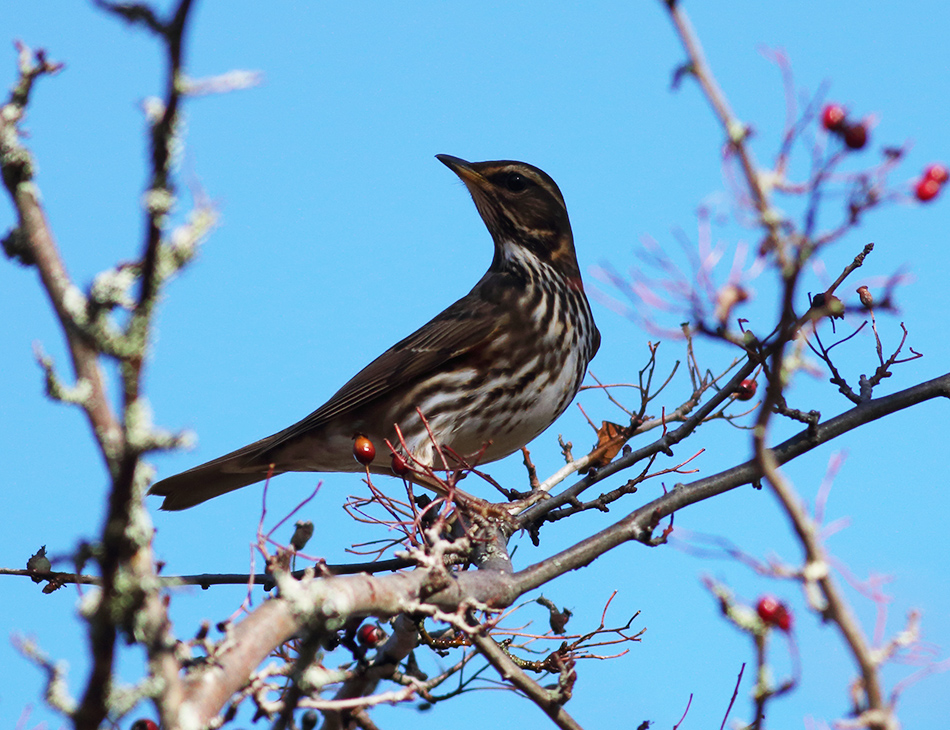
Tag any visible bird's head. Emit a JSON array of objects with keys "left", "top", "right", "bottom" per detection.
[{"left": 437, "top": 155, "right": 579, "bottom": 277}]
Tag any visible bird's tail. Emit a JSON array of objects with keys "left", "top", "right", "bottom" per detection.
[{"left": 149, "top": 440, "right": 281, "bottom": 511}]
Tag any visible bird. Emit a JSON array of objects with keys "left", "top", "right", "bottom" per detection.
[{"left": 150, "top": 155, "right": 600, "bottom": 510}]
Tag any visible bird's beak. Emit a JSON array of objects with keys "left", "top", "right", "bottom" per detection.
[{"left": 436, "top": 154, "right": 486, "bottom": 189}]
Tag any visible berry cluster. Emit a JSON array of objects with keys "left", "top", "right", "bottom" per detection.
[
  {"left": 353, "top": 434, "right": 412, "bottom": 476},
  {"left": 821, "top": 103, "right": 868, "bottom": 150},
  {"left": 915, "top": 163, "right": 949, "bottom": 203}
]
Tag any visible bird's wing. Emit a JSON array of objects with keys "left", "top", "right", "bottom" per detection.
[{"left": 254, "top": 290, "right": 503, "bottom": 455}]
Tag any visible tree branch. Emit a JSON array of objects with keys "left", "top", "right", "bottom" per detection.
[
  {"left": 516, "top": 373, "right": 950, "bottom": 592},
  {"left": 469, "top": 632, "right": 585, "bottom": 730}
]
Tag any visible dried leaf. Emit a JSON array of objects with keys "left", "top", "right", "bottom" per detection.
[{"left": 590, "top": 421, "right": 628, "bottom": 469}]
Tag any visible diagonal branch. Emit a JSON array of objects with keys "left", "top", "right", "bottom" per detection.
[
  {"left": 469, "top": 632, "right": 585, "bottom": 730},
  {"left": 517, "top": 358, "right": 758, "bottom": 527},
  {"left": 516, "top": 372, "right": 950, "bottom": 592}
]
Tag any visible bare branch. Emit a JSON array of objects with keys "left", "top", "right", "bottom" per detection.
[{"left": 468, "top": 633, "right": 585, "bottom": 730}]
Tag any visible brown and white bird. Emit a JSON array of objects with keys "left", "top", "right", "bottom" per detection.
[{"left": 150, "top": 155, "right": 600, "bottom": 510}]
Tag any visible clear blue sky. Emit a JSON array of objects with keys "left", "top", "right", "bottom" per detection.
[{"left": 2, "top": 2, "right": 949, "bottom": 728}]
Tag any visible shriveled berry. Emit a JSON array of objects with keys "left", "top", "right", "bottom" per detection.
[
  {"left": 756, "top": 595, "right": 793, "bottom": 632},
  {"left": 27, "top": 546, "right": 51, "bottom": 581},
  {"left": 843, "top": 122, "right": 867, "bottom": 150},
  {"left": 856, "top": 285, "right": 873, "bottom": 309},
  {"left": 301, "top": 711, "right": 319, "bottom": 730},
  {"left": 821, "top": 103, "right": 847, "bottom": 132},
  {"left": 290, "top": 520, "right": 314, "bottom": 551},
  {"left": 916, "top": 177, "right": 941, "bottom": 202},
  {"left": 735, "top": 379, "right": 757, "bottom": 401},
  {"left": 357, "top": 623, "right": 387, "bottom": 646},
  {"left": 923, "top": 163, "right": 949, "bottom": 184},
  {"left": 391, "top": 452, "right": 410, "bottom": 476},
  {"left": 353, "top": 435, "right": 376, "bottom": 465}
]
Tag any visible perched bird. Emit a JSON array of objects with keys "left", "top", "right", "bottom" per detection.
[{"left": 150, "top": 155, "right": 600, "bottom": 510}]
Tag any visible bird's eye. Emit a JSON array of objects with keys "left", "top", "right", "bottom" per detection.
[{"left": 505, "top": 172, "right": 528, "bottom": 192}]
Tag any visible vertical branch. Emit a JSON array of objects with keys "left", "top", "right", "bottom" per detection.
[
  {"left": 138, "top": 0, "right": 195, "bottom": 308},
  {"left": 82, "top": 2, "right": 200, "bottom": 727},
  {"left": 3, "top": 3, "right": 203, "bottom": 728},
  {"left": 754, "top": 446, "right": 892, "bottom": 727},
  {"left": 0, "top": 45, "right": 123, "bottom": 472},
  {"left": 663, "top": 1, "right": 785, "bottom": 261},
  {"left": 662, "top": 5, "right": 907, "bottom": 728}
]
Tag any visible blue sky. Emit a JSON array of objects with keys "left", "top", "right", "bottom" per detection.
[{"left": 2, "top": 2, "right": 949, "bottom": 728}]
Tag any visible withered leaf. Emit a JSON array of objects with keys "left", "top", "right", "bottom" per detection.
[{"left": 590, "top": 421, "right": 628, "bottom": 469}]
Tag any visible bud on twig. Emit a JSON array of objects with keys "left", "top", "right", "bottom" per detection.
[{"left": 714, "top": 283, "right": 749, "bottom": 326}]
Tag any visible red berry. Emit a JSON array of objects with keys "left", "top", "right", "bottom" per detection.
[
  {"left": 735, "top": 379, "right": 757, "bottom": 401},
  {"left": 924, "top": 163, "right": 949, "bottom": 184},
  {"left": 821, "top": 103, "right": 847, "bottom": 131},
  {"left": 842, "top": 122, "right": 868, "bottom": 150},
  {"left": 391, "top": 452, "right": 410, "bottom": 476},
  {"left": 916, "top": 177, "right": 941, "bottom": 202},
  {"left": 756, "top": 595, "right": 793, "bottom": 632},
  {"left": 357, "top": 623, "right": 387, "bottom": 646},
  {"left": 131, "top": 721, "right": 159, "bottom": 730},
  {"left": 353, "top": 435, "right": 376, "bottom": 465}
]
